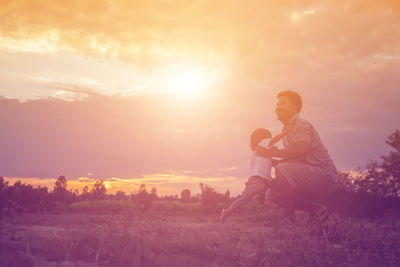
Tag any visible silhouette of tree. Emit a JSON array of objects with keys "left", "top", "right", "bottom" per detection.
[
  {"left": 115, "top": 190, "right": 128, "bottom": 200},
  {"left": 132, "top": 184, "right": 152, "bottom": 211},
  {"left": 91, "top": 180, "right": 107, "bottom": 200},
  {"left": 355, "top": 129, "right": 400, "bottom": 197},
  {"left": 54, "top": 175, "right": 68, "bottom": 193},
  {"left": 180, "top": 189, "right": 191, "bottom": 202},
  {"left": 52, "top": 175, "right": 75, "bottom": 204},
  {"left": 150, "top": 187, "right": 158, "bottom": 200},
  {"left": 199, "top": 183, "right": 220, "bottom": 213},
  {"left": 381, "top": 130, "right": 400, "bottom": 180},
  {"left": 0, "top": 176, "right": 7, "bottom": 191},
  {"left": 79, "top": 186, "right": 90, "bottom": 200},
  {"left": 0, "top": 177, "right": 9, "bottom": 212},
  {"left": 0, "top": 180, "right": 54, "bottom": 213}
]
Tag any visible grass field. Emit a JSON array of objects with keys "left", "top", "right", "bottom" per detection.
[
  {"left": 68, "top": 200, "right": 236, "bottom": 215},
  {"left": 67, "top": 200, "right": 204, "bottom": 215},
  {"left": 1, "top": 203, "right": 400, "bottom": 267}
]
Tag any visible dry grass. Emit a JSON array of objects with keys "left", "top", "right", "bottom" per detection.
[{"left": 1, "top": 209, "right": 400, "bottom": 267}]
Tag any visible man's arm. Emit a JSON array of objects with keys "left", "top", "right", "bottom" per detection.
[{"left": 255, "top": 141, "right": 311, "bottom": 159}]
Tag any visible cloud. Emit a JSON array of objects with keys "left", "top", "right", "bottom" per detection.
[
  {"left": 2, "top": 0, "right": 400, "bottom": 98},
  {"left": 1, "top": 0, "right": 400, "bottom": 181},
  {"left": 1, "top": 83, "right": 399, "bottom": 181},
  {"left": 0, "top": 94, "right": 260, "bottom": 179},
  {"left": 1, "top": 0, "right": 398, "bottom": 68}
]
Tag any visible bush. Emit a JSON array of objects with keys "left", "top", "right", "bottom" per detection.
[{"left": 68, "top": 200, "right": 132, "bottom": 214}]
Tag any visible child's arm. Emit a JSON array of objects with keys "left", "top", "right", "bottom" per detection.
[{"left": 256, "top": 141, "right": 311, "bottom": 159}]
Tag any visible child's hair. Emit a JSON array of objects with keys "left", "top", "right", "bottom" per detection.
[{"left": 250, "top": 128, "right": 272, "bottom": 151}]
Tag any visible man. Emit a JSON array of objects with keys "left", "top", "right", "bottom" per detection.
[{"left": 256, "top": 91, "right": 338, "bottom": 223}]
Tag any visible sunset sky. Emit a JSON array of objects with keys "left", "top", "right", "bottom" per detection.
[{"left": 1, "top": 0, "right": 400, "bottom": 196}]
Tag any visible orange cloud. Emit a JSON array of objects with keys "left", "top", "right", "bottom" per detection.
[
  {"left": 1, "top": 0, "right": 398, "bottom": 68},
  {"left": 4, "top": 172, "right": 245, "bottom": 196},
  {"left": 1, "top": 0, "right": 400, "bottom": 99}
]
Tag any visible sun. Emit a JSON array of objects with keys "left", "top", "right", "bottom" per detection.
[
  {"left": 167, "top": 65, "right": 213, "bottom": 96},
  {"left": 173, "top": 70, "right": 204, "bottom": 95}
]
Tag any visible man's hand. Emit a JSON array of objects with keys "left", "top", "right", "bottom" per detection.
[
  {"left": 271, "top": 159, "right": 283, "bottom": 167},
  {"left": 255, "top": 145, "right": 278, "bottom": 158}
]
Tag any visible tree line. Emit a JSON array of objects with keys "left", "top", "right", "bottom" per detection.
[
  {"left": 1, "top": 130, "right": 399, "bottom": 217},
  {"left": 0, "top": 174, "right": 230, "bottom": 214}
]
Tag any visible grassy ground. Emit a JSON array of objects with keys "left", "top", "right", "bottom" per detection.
[
  {"left": 68, "top": 200, "right": 221, "bottom": 215},
  {"left": 1, "top": 205, "right": 400, "bottom": 266}
]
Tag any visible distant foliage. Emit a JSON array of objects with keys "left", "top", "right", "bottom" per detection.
[
  {"left": 52, "top": 175, "right": 75, "bottom": 204},
  {"left": 0, "top": 177, "right": 53, "bottom": 214},
  {"left": 131, "top": 184, "right": 153, "bottom": 211},
  {"left": 199, "top": 183, "right": 229, "bottom": 213},
  {"left": 1, "top": 130, "right": 399, "bottom": 218},
  {"left": 326, "top": 130, "right": 400, "bottom": 218},
  {"left": 80, "top": 186, "right": 90, "bottom": 201},
  {"left": 358, "top": 129, "right": 400, "bottom": 197},
  {"left": 150, "top": 187, "right": 158, "bottom": 201},
  {"left": 54, "top": 175, "right": 67, "bottom": 192},
  {"left": 180, "top": 189, "right": 191, "bottom": 202},
  {"left": 339, "top": 129, "right": 400, "bottom": 198},
  {"left": 114, "top": 190, "right": 129, "bottom": 200},
  {"left": 91, "top": 180, "right": 107, "bottom": 200}
]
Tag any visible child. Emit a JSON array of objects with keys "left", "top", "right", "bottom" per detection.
[{"left": 220, "top": 128, "right": 276, "bottom": 222}]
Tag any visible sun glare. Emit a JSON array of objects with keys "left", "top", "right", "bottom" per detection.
[
  {"left": 166, "top": 65, "right": 214, "bottom": 96},
  {"left": 173, "top": 70, "right": 204, "bottom": 95}
]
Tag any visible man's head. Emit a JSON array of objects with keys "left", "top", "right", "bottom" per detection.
[
  {"left": 250, "top": 128, "right": 272, "bottom": 151},
  {"left": 276, "top": 90, "right": 302, "bottom": 124}
]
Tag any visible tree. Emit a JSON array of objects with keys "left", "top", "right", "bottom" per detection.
[
  {"left": 0, "top": 176, "right": 8, "bottom": 210},
  {"left": 199, "top": 183, "right": 220, "bottom": 213},
  {"left": 150, "top": 187, "right": 158, "bottom": 200},
  {"left": 80, "top": 186, "right": 90, "bottom": 200},
  {"left": 82, "top": 186, "right": 89, "bottom": 195},
  {"left": 54, "top": 176, "right": 67, "bottom": 193},
  {"left": 115, "top": 190, "right": 128, "bottom": 200},
  {"left": 91, "top": 180, "right": 107, "bottom": 200},
  {"left": 133, "top": 184, "right": 152, "bottom": 211},
  {"left": 0, "top": 176, "right": 8, "bottom": 191},
  {"left": 180, "top": 189, "right": 191, "bottom": 202},
  {"left": 381, "top": 130, "right": 400, "bottom": 179},
  {"left": 355, "top": 129, "right": 400, "bottom": 197},
  {"left": 53, "top": 176, "right": 74, "bottom": 204}
]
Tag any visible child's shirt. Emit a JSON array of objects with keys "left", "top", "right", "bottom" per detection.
[{"left": 249, "top": 138, "right": 272, "bottom": 180}]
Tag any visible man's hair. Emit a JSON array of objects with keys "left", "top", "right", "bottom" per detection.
[
  {"left": 250, "top": 128, "right": 272, "bottom": 151},
  {"left": 277, "top": 90, "right": 302, "bottom": 113}
]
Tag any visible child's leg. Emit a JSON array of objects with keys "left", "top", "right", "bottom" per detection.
[
  {"left": 220, "top": 176, "right": 268, "bottom": 222},
  {"left": 254, "top": 179, "right": 275, "bottom": 205}
]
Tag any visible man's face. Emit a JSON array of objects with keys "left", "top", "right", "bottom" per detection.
[{"left": 275, "top": 96, "right": 298, "bottom": 123}]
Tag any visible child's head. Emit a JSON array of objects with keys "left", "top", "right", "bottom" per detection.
[{"left": 250, "top": 128, "right": 272, "bottom": 151}]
